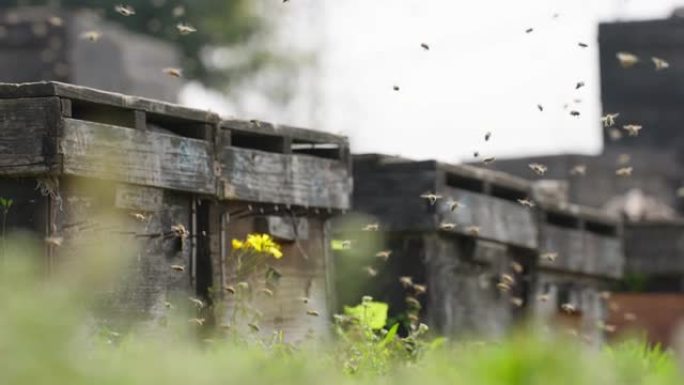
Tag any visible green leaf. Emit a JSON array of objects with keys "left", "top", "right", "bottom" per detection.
[
  {"left": 379, "top": 323, "right": 399, "bottom": 348},
  {"left": 344, "top": 301, "right": 388, "bottom": 330}
]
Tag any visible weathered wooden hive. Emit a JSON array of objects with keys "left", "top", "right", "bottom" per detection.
[
  {"left": 0, "top": 7, "right": 182, "bottom": 101},
  {"left": 0, "top": 81, "right": 352, "bottom": 339},
  {"left": 344, "top": 154, "right": 624, "bottom": 339},
  {"left": 210, "top": 119, "right": 351, "bottom": 340}
]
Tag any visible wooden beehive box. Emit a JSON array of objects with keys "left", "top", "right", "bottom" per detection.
[
  {"left": 348, "top": 154, "right": 624, "bottom": 338},
  {"left": 0, "top": 81, "right": 218, "bottom": 328},
  {"left": 209, "top": 119, "right": 352, "bottom": 341}
]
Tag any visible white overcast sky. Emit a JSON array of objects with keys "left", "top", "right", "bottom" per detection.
[{"left": 183, "top": 0, "right": 684, "bottom": 163}]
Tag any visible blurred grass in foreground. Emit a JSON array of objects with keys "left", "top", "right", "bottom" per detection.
[{"left": 0, "top": 236, "right": 682, "bottom": 385}]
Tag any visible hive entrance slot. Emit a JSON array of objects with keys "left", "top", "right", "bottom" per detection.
[{"left": 291, "top": 140, "right": 342, "bottom": 160}]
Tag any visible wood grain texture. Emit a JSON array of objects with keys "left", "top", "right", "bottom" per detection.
[
  {"left": 219, "top": 147, "right": 352, "bottom": 209},
  {"left": 436, "top": 186, "right": 538, "bottom": 249},
  {"left": 0, "top": 96, "right": 60, "bottom": 175},
  {"left": 60, "top": 118, "right": 215, "bottom": 193}
]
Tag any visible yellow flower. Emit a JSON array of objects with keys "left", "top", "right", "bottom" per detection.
[
  {"left": 267, "top": 246, "right": 283, "bottom": 259},
  {"left": 231, "top": 239, "right": 244, "bottom": 250}
]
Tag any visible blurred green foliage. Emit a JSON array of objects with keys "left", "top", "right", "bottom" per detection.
[{"left": 6, "top": 0, "right": 273, "bottom": 89}]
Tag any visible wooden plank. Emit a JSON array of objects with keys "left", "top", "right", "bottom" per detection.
[
  {"left": 436, "top": 187, "right": 538, "bottom": 249},
  {"left": 0, "top": 96, "right": 60, "bottom": 175},
  {"left": 114, "top": 184, "right": 164, "bottom": 212},
  {"left": 540, "top": 224, "right": 623, "bottom": 278},
  {"left": 0, "top": 81, "right": 219, "bottom": 124},
  {"left": 60, "top": 118, "right": 214, "bottom": 194},
  {"left": 219, "top": 147, "right": 352, "bottom": 209}
]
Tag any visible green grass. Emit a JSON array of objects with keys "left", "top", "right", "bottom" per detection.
[{"left": 0, "top": 241, "right": 682, "bottom": 385}]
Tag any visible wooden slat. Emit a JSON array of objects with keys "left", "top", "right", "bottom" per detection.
[
  {"left": 219, "top": 147, "right": 352, "bottom": 209},
  {"left": 0, "top": 81, "right": 218, "bottom": 124},
  {"left": 60, "top": 118, "right": 214, "bottom": 193},
  {"left": 222, "top": 119, "right": 348, "bottom": 145},
  {"left": 436, "top": 187, "right": 538, "bottom": 249},
  {"left": 0, "top": 96, "right": 60, "bottom": 175},
  {"left": 539, "top": 224, "right": 623, "bottom": 278}
]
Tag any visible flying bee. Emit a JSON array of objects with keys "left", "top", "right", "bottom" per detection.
[
  {"left": 176, "top": 22, "right": 197, "bottom": 35},
  {"left": 482, "top": 156, "right": 496, "bottom": 165},
  {"left": 652, "top": 57, "right": 669, "bottom": 71},
  {"left": 405, "top": 296, "right": 421, "bottom": 308},
  {"left": 45, "top": 236, "right": 63, "bottom": 247},
  {"left": 163, "top": 67, "right": 183, "bottom": 78},
  {"left": 375, "top": 250, "right": 392, "bottom": 261},
  {"left": 248, "top": 322, "right": 260, "bottom": 332},
  {"left": 510, "top": 297, "right": 524, "bottom": 307},
  {"left": 362, "top": 223, "right": 380, "bottom": 231},
  {"left": 615, "top": 167, "right": 633, "bottom": 177},
  {"left": 365, "top": 266, "right": 378, "bottom": 277},
  {"left": 617, "top": 153, "right": 631, "bottom": 165},
  {"left": 599, "top": 291, "right": 611, "bottom": 301},
  {"left": 420, "top": 42, "right": 430, "bottom": 50},
  {"left": 420, "top": 192, "right": 443, "bottom": 205},
  {"left": 171, "top": 224, "right": 189, "bottom": 238},
  {"left": 80, "top": 30, "right": 101, "bottom": 42},
  {"left": 561, "top": 303, "right": 576, "bottom": 313},
  {"left": 624, "top": 312, "right": 637, "bottom": 321},
  {"left": 399, "top": 276, "right": 413, "bottom": 288},
  {"left": 570, "top": 110, "right": 580, "bottom": 117},
  {"left": 48, "top": 16, "right": 63, "bottom": 27},
  {"left": 570, "top": 164, "right": 587, "bottom": 176},
  {"left": 496, "top": 282, "right": 511, "bottom": 293},
  {"left": 578, "top": 42, "right": 588, "bottom": 48},
  {"left": 575, "top": 81, "right": 585, "bottom": 89},
  {"left": 485, "top": 131, "right": 492, "bottom": 141},
  {"left": 164, "top": 301, "right": 174, "bottom": 309},
  {"left": 537, "top": 294, "right": 550, "bottom": 302},
  {"left": 305, "top": 309, "right": 320, "bottom": 317},
  {"left": 189, "top": 318, "right": 205, "bottom": 326},
  {"left": 517, "top": 198, "right": 535, "bottom": 208},
  {"left": 609, "top": 302, "right": 620, "bottom": 312},
  {"left": 511, "top": 261, "right": 524, "bottom": 274},
  {"left": 528, "top": 163, "right": 548, "bottom": 176},
  {"left": 616, "top": 52, "right": 639, "bottom": 68},
  {"left": 525, "top": 28, "right": 534, "bottom": 33},
  {"left": 413, "top": 284, "right": 427, "bottom": 295},
  {"left": 537, "top": 104, "right": 543, "bottom": 112},
  {"left": 450, "top": 201, "right": 465, "bottom": 211},
  {"left": 541, "top": 252, "right": 558, "bottom": 262},
  {"left": 439, "top": 222, "right": 457, "bottom": 231},
  {"left": 601, "top": 113, "right": 620, "bottom": 127},
  {"left": 189, "top": 297, "right": 204, "bottom": 308},
  {"left": 224, "top": 286, "right": 236, "bottom": 294},
  {"left": 622, "top": 124, "right": 642, "bottom": 136},
  {"left": 608, "top": 128, "right": 623, "bottom": 141},
  {"left": 466, "top": 225, "right": 480, "bottom": 236},
  {"left": 130, "top": 212, "right": 146, "bottom": 221},
  {"left": 237, "top": 281, "right": 249, "bottom": 290},
  {"left": 170, "top": 264, "right": 185, "bottom": 272},
  {"left": 114, "top": 4, "right": 136, "bottom": 16},
  {"left": 500, "top": 274, "right": 515, "bottom": 286},
  {"left": 393, "top": 85, "right": 400, "bottom": 91},
  {"left": 299, "top": 296, "right": 310, "bottom": 304},
  {"left": 259, "top": 288, "right": 274, "bottom": 296},
  {"left": 473, "top": 151, "right": 480, "bottom": 158}
]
